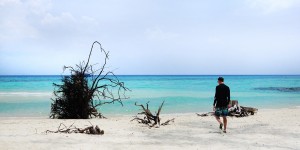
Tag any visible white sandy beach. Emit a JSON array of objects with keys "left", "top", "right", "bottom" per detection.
[{"left": 0, "top": 107, "right": 300, "bottom": 150}]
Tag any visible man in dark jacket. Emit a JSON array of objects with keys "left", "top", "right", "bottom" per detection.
[{"left": 213, "top": 77, "right": 230, "bottom": 133}]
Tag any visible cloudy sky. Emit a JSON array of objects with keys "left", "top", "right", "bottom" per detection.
[{"left": 0, "top": 0, "right": 299, "bottom": 75}]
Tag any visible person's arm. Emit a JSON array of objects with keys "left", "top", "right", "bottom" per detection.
[
  {"left": 213, "top": 87, "right": 217, "bottom": 111},
  {"left": 227, "top": 87, "right": 230, "bottom": 106},
  {"left": 213, "top": 87, "right": 217, "bottom": 107}
]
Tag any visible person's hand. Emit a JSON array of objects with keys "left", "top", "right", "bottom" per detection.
[{"left": 213, "top": 106, "right": 216, "bottom": 111}]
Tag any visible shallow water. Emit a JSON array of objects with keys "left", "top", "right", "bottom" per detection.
[{"left": 0, "top": 75, "right": 299, "bottom": 117}]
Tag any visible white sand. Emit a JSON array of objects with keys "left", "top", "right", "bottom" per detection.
[{"left": 1, "top": 107, "right": 300, "bottom": 150}]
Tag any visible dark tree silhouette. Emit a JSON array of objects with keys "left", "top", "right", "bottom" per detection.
[{"left": 50, "top": 41, "right": 129, "bottom": 119}]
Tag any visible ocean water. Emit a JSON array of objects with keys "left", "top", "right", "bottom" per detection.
[{"left": 0, "top": 75, "right": 300, "bottom": 117}]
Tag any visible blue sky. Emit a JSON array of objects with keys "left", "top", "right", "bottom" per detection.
[{"left": 0, "top": 0, "right": 299, "bottom": 75}]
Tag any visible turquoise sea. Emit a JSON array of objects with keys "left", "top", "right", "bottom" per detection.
[{"left": 0, "top": 75, "right": 300, "bottom": 117}]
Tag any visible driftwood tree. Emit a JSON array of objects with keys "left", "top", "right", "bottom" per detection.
[
  {"left": 50, "top": 41, "right": 129, "bottom": 119},
  {"left": 131, "top": 101, "right": 175, "bottom": 128}
]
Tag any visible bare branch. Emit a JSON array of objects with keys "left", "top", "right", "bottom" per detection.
[
  {"left": 132, "top": 101, "right": 174, "bottom": 128},
  {"left": 50, "top": 41, "right": 129, "bottom": 119}
]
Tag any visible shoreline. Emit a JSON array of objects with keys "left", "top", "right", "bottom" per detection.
[
  {"left": 1, "top": 107, "right": 300, "bottom": 149},
  {"left": 1, "top": 105, "right": 300, "bottom": 118}
]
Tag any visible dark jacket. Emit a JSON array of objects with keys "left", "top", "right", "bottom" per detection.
[{"left": 213, "top": 84, "right": 230, "bottom": 108}]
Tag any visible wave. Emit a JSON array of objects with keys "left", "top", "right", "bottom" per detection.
[
  {"left": 0, "top": 92, "right": 52, "bottom": 96},
  {"left": 254, "top": 87, "right": 300, "bottom": 92}
]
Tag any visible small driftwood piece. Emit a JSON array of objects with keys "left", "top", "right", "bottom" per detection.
[
  {"left": 131, "top": 101, "right": 175, "bottom": 128},
  {"left": 89, "top": 107, "right": 107, "bottom": 119},
  {"left": 161, "top": 118, "right": 175, "bottom": 126},
  {"left": 45, "top": 122, "right": 104, "bottom": 135},
  {"left": 196, "top": 112, "right": 214, "bottom": 117}
]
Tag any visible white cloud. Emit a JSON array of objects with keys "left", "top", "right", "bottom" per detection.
[
  {"left": 0, "top": 0, "right": 21, "bottom": 6},
  {"left": 0, "top": 17, "right": 37, "bottom": 40},
  {"left": 41, "top": 12, "right": 76, "bottom": 25},
  {"left": 207, "top": 36, "right": 222, "bottom": 44},
  {"left": 0, "top": 0, "right": 53, "bottom": 41},
  {"left": 145, "top": 27, "right": 179, "bottom": 40},
  {"left": 0, "top": 0, "right": 38, "bottom": 40},
  {"left": 246, "top": 0, "right": 299, "bottom": 14},
  {"left": 81, "top": 16, "right": 97, "bottom": 24},
  {"left": 27, "top": 0, "right": 52, "bottom": 15},
  {"left": 0, "top": 0, "right": 97, "bottom": 41}
]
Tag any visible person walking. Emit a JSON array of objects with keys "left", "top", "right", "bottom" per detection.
[{"left": 213, "top": 77, "right": 230, "bottom": 133}]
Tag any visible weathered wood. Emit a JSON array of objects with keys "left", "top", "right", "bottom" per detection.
[
  {"left": 196, "top": 112, "right": 214, "bottom": 117},
  {"left": 229, "top": 100, "right": 238, "bottom": 107},
  {"left": 161, "top": 118, "right": 175, "bottom": 126},
  {"left": 197, "top": 100, "right": 258, "bottom": 118},
  {"left": 132, "top": 101, "right": 175, "bottom": 128},
  {"left": 240, "top": 106, "right": 258, "bottom": 115},
  {"left": 45, "top": 123, "right": 104, "bottom": 135}
]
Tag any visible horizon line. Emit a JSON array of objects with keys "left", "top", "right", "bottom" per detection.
[{"left": 0, "top": 74, "right": 300, "bottom": 76}]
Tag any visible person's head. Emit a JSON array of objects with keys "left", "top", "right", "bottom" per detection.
[{"left": 217, "top": 77, "right": 224, "bottom": 84}]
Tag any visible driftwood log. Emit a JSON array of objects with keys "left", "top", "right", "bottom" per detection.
[
  {"left": 45, "top": 122, "right": 104, "bottom": 135},
  {"left": 229, "top": 100, "right": 258, "bottom": 117},
  {"left": 131, "top": 101, "right": 175, "bottom": 128},
  {"left": 238, "top": 106, "right": 258, "bottom": 116},
  {"left": 197, "top": 100, "right": 258, "bottom": 117}
]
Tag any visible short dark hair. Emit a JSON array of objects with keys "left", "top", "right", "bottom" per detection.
[{"left": 218, "top": 77, "right": 224, "bottom": 82}]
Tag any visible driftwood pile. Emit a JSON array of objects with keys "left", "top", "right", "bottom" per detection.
[
  {"left": 228, "top": 100, "right": 258, "bottom": 117},
  {"left": 236, "top": 106, "right": 258, "bottom": 117},
  {"left": 197, "top": 100, "right": 258, "bottom": 117},
  {"left": 45, "top": 122, "right": 104, "bottom": 135},
  {"left": 131, "top": 101, "right": 175, "bottom": 128}
]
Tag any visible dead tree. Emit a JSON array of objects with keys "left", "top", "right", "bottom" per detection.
[
  {"left": 45, "top": 122, "right": 104, "bottom": 135},
  {"left": 50, "top": 41, "right": 129, "bottom": 119},
  {"left": 131, "top": 101, "right": 174, "bottom": 128}
]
